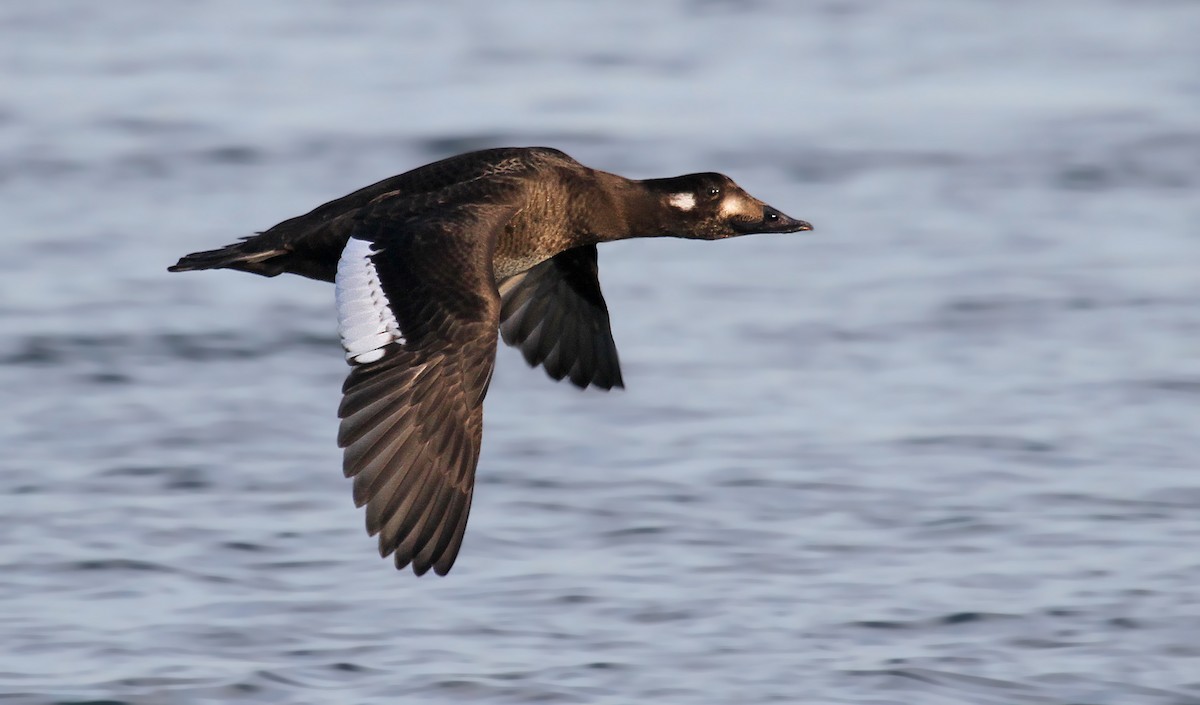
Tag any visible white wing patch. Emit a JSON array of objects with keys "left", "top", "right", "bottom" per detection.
[
  {"left": 335, "top": 237, "right": 404, "bottom": 364},
  {"left": 668, "top": 192, "right": 696, "bottom": 211}
]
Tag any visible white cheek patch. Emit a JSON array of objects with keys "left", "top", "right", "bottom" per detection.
[
  {"left": 335, "top": 237, "right": 405, "bottom": 364},
  {"left": 719, "top": 194, "right": 752, "bottom": 218},
  {"left": 668, "top": 192, "right": 696, "bottom": 211}
]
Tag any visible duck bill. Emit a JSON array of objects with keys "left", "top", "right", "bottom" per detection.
[{"left": 732, "top": 206, "right": 813, "bottom": 234}]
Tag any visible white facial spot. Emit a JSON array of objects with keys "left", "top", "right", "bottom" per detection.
[
  {"left": 719, "top": 193, "right": 753, "bottom": 219},
  {"left": 668, "top": 192, "right": 696, "bottom": 211},
  {"left": 335, "top": 237, "right": 405, "bottom": 364}
]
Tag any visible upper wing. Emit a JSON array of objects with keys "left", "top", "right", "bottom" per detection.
[
  {"left": 335, "top": 202, "right": 517, "bottom": 576},
  {"left": 498, "top": 245, "right": 624, "bottom": 390}
]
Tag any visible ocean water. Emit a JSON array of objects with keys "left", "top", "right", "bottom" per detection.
[{"left": 2, "top": 1, "right": 1199, "bottom": 703}]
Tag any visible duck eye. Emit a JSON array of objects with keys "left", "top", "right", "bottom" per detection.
[
  {"left": 706, "top": 186, "right": 720, "bottom": 197},
  {"left": 766, "top": 212, "right": 779, "bottom": 222}
]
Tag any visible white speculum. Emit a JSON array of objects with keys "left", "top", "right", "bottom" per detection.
[
  {"left": 668, "top": 192, "right": 696, "bottom": 211},
  {"left": 335, "top": 237, "right": 404, "bottom": 364}
]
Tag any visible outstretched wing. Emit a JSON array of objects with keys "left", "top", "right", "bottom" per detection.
[
  {"left": 498, "top": 245, "right": 624, "bottom": 390},
  {"left": 335, "top": 202, "right": 517, "bottom": 575}
]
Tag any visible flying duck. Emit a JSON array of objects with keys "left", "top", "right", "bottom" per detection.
[{"left": 170, "top": 147, "right": 813, "bottom": 576}]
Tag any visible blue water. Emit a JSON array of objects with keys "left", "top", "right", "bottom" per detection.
[{"left": 2, "top": 1, "right": 1199, "bottom": 703}]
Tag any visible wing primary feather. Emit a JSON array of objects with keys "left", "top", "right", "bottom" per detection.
[{"left": 433, "top": 491, "right": 474, "bottom": 576}]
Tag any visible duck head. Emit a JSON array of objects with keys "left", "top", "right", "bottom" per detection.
[{"left": 642, "top": 172, "right": 813, "bottom": 240}]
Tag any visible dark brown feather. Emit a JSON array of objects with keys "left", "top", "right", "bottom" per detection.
[
  {"left": 337, "top": 202, "right": 515, "bottom": 576},
  {"left": 169, "top": 146, "right": 814, "bottom": 577},
  {"left": 498, "top": 245, "right": 624, "bottom": 390}
]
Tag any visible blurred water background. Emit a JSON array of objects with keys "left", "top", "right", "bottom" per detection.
[{"left": 2, "top": 1, "right": 1199, "bottom": 703}]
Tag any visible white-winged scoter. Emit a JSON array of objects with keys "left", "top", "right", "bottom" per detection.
[{"left": 170, "top": 146, "right": 812, "bottom": 576}]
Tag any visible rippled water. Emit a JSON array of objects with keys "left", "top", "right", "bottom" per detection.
[{"left": 3, "top": 1, "right": 1199, "bottom": 703}]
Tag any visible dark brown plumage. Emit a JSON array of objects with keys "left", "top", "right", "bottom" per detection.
[{"left": 170, "top": 146, "right": 812, "bottom": 575}]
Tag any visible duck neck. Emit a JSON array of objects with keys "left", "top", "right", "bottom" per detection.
[{"left": 583, "top": 171, "right": 672, "bottom": 244}]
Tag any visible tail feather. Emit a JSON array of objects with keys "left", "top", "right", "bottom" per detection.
[{"left": 169, "top": 238, "right": 290, "bottom": 277}]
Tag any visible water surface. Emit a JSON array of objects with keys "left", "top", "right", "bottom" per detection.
[{"left": 2, "top": 2, "right": 1199, "bottom": 703}]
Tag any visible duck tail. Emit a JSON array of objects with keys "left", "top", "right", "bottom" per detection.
[{"left": 168, "top": 236, "right": 289, "bottom": 278}]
